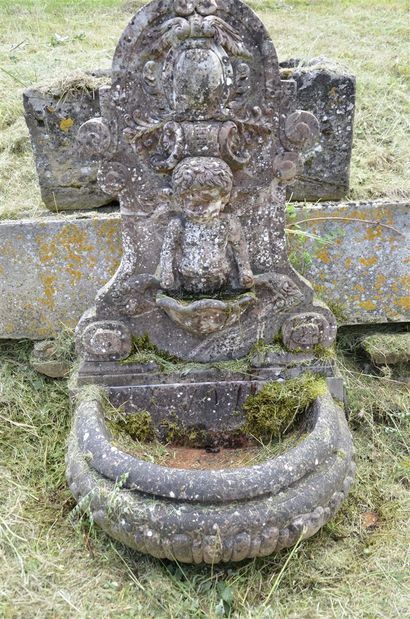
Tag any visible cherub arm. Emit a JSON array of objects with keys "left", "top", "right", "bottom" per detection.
[
  {"left": 159, "top": 217, "right": 183, "bottom": 290},
  {"left": 229, "top": 217, "right": 254, "bottom": 288}
]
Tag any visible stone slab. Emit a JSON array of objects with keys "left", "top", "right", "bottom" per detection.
[
  {"left": 288, "top": 200, "right": 409, "bottom": 324},
  {"left": 0, "top": 200, "right": 408, "bottom": 340},
  {"left": 23, "top": 71, "right": 114, "bottom": 211},
  {"left": 281, "top": 58, "right": 355, "bottom": 201}
]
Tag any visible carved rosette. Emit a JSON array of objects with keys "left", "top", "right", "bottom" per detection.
[
  {"left": 281, "top": 312, "right": 337, "bottom": 351},
  {"left": 78, "top": 319, "right": 132, "bottom": 361}
]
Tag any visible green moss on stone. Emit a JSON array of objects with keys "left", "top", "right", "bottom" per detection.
[
  {"left": 110, "top": 410, "right": 155, "bottom": 443},
  {"left": 159, "top": 416, "right": 208, "bottom": 446},
  {"left": 242, "top": 373, "right": 327, "bottom": 441},
  {"left": 313, "top": 344, "right": 337, "bottom": 359}
]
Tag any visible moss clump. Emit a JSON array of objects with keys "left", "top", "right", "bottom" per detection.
[
  {"left": 250, "top": 339, "right": 287, "bottom": 356},
  {"left": 110, "top": 410, "right": 155, "bottom": 443},
  {"left": 159, "top": 416, "right": 208, "bottom": 446},
  {"left": 122, "top": 334, "right": 180, "bottom": 370},
  {"left": 242, "top": 373, "right": 327, "bottom": 441},
  {"left": 313, "top": 344, "right": 337, "bottom": 359}
]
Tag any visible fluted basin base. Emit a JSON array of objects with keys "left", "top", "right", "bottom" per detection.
[{"left": 66, "top": 385, "right": 355, "bottom": 564}]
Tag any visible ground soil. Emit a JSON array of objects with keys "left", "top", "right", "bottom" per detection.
[{"left": 162, "top": 445, "right": 261, "bottom": 470}]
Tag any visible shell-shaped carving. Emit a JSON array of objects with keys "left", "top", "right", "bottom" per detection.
[
  {"left": 77, "top": 118, "right": 111, "bottom": 156},
  {"left": 285, "top": 110, "right": 320, "bottom": 148}
]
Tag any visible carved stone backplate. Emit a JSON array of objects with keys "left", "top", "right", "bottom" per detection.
[{"left": 76, "top": 0, "right": 333, "bottom": 362}]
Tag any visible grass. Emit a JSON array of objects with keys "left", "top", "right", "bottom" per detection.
[
  {"left": 361, "top": 332, "right": 410, "bottom": 365},
  {"left": 1, "top": 335, "right": 409, "bottom": 618},
  {"left": 0, "top": 0, "right": 409, "bottom": 218}
]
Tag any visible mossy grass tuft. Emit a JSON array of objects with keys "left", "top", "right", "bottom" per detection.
[
  {"left": 109, "top": 410, "right": 156, "bottom": 443},
  {"left": 361, "top": 332, "right": 410, "bottom": 366},
  {"left": 242, "top": 373, "right": 327, "bottom": 441}
]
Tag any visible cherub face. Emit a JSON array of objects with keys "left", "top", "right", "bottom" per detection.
[{"left": 181, "top": 187, "right": 229, "bottom": 221}]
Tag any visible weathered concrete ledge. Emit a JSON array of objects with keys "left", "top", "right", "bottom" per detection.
[{"left": 0, "top": 200, "right": 408, "bottom": 339}]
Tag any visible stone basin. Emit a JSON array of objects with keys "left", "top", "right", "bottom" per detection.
[
  {"left": 66, "top": 385, "right": 355, "bottom": 564},
  {"left": 156, "top": 292, "right": 256, "bottom": 335}
]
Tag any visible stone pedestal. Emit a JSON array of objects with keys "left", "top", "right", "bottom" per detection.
[
  {"left": 23, "top": 71, "right": 113, "bottom": 211},
  {"left": 281, "top": 58, "right": 355, "bottom": 201}
]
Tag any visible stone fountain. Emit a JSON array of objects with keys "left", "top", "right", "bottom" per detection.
[{"left": 66, "top": 0, "right": 355, "bottom": 563}]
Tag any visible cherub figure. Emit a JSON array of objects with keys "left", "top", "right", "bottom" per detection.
[{"left": 159, "top": 156, "right": 254, "bottom": 295}]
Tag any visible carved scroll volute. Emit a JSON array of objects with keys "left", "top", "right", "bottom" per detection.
[
  {"left": 274, "top": 107, "right": 320, "bottom": 185},
  {"left": 284, "top": 110, "right": 319, "bottom": 149},
  {"left": 76, "top": 84, "right": 131, "bottom": 197},
  {"left": 77, "top": 118, "right": 111, "bottom": 158}
]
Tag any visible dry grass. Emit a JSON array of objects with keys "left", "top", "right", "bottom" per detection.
[
  {"left": 0, "top": 0, "right": 409, "bottom": 218},
  {"left": 0, "top": 336, "right": 409, "bottom": 618}
]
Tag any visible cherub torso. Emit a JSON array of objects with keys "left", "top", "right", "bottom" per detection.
[{"left": 178, "top": 219, "right": 231, "bottom": 294}]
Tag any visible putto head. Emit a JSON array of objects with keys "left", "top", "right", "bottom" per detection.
[
  {"left": 172, "top": 157, "right": 234, "bottom": 220},
  {"left": 172, "top": 156, "right": 233, "bottom": 198}
]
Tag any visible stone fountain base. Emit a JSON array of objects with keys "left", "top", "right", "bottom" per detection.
[{"left": 66, "top": 375, "right": 355, "bottom": 563}]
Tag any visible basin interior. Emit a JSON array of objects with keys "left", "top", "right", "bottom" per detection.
[{"left": 100, "top": 369, "right": 327, "bottom": 470}]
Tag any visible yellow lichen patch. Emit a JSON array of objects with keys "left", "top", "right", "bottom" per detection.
[
  {"left": 364, "top": 225, "right": 383, "bottom": 240},
  {"left": 329, "top": 86, "right": 337, "bottom": 97},
  {"left": 59, "top": 118, "right": 74, "bottom": 132},
  {"left": 55, "top": 226, "right": 95, "bottom": 285},
  {"left": 36, "top": 233, "right": 58, "bottom": 265},
  {"left": 359, "top": 256, "right": 378, "bottom": 267},
  {"left": 359, "top": 300, "right": 377, "bottom": 311},
  {"left": 400, "top": 275, "right": 410, "bottom": 289},
  {"left": 375, "top": 274, "right": 386, "bottom": 290},
  {"left": 345, "top": 257, "right": 352, "bottom": 269},
  {"left": 394, "top": 296, "right": 410, "bottom": 310},
  {"left": 39, "top": 274, "right": 57, "bottom": 309},
  {"left": 353, "top": 283, "right": 365, "bottom": 293},
  {"left": 93, "top": 219, "right": 122, "bottom": 271},
  {"left": 316, "top": 248, "right": 331, "bottom": 264}
]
